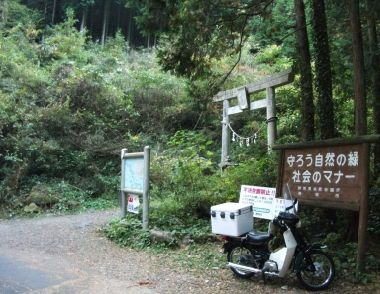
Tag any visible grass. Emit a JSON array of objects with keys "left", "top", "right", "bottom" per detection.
[
  {"left": 152, "top": 242, "right": 226, "bottom": 273},
  {"left": 0, "top": 196, "right": 118, "bottom": 219}
]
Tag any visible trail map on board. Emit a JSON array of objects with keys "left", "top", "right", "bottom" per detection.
[{"left": 123, "top": 158, "right": 144, "bottom": 191}]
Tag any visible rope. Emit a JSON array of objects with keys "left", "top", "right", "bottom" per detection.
[{"left": 224, "top": 116, "right": 277, "bottom": 147}]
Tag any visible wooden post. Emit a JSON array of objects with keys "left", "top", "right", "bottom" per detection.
[
  {"left": 120, "top": 149, "right": 127, "bottom": 218},
  {"left": 221, "top": 99, "right": 230, "bottom": 167},
  {"left": 357, "top": 143, "right": 369, "bottom": 273},
  {"left": 266, "top": 87, "right": 277, "bottom": 149},
  {"left": 142, "top": 146, "right": 150, "bottom": 230}
]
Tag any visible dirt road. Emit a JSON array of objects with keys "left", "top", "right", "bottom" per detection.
[{"left": 0, "top": 210, "right": 376, "bottom": 293}]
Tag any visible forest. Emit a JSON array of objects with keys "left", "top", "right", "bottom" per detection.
[{"left": 0, "top": 0, "right": 379, "bottom": 282}]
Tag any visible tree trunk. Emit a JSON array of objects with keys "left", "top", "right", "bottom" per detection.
[
  {"left": 349, "top": 0, "right": 367, "bottom": 136},
  {"left": 116, "top": 1, "right": 122, "bottom": 31},
  {"left": 43, "top": 0, "right": 48, "bottom": 23},
  {"left": 51, "top": 0, "right": 57, "bottom": 24},
  {"left": 147, "top": 34, "right": 151, "bottom": 48},
  {"left": 0, "top": 0, "right": 6, "bottom": 22},
  {"left": 311, "top": 0, "right": 338, "bottom": 231},
  {"left": 127, "top": 9, "right": 133, "bottom": 46},
  {"left": 101, "top": 0, "right": 111, "bottom": 46},
  {"left": 367, "top": 0, "right": 380, "bottom": 176},
  {"left": 311, "top": 0, "right": 335, "bottom": 140},
  {"left": 294, "top": 0, "right": 315, "bottom": 141},
  {"left": 80, "top": 7, "right": 87, "bottom": 32},
  {"left": 346, "top": 0, "right": 367, "bottom": 243}
]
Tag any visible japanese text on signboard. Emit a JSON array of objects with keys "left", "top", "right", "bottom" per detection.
[
  {"left": 239, "top": 185, "right": 295, "bottom": 220},
  {"left": 281, "top": 144, "right": 364, "bottom": 210}
]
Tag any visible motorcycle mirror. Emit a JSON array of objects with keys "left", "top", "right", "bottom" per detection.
[{"left": 284, "top": 183, "right": 298, "bottom": 214}]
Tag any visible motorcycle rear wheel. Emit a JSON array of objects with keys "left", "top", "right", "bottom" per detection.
[
  {"left": 296, "top": 250, "right": 335, "bottom": 291},
  {"left": 227, "top": 245, "right": 258, "bottom": 278}
]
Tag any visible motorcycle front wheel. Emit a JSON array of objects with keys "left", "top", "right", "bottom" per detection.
[
  {"left": 296, "top": 250, "right": 335, "bottom": 291},
  {"left": 226, "top": 244, "right": 258, "bottom": 278}
]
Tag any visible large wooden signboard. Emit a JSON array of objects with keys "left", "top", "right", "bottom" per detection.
[
  {"left": 274, "top": 135, "right": 380, "bottom": 274},
  {"left": 280, "top": 144, "right": 365, "bottom": 211}
]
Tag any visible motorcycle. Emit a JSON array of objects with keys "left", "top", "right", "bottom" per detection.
[{"left": 221, "top": 186, "right": 335, "bottom": 291}]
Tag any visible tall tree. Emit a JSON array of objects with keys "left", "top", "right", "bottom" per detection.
[
  {"left": 51, "top": 0, "right": 57, "bottom": 24},
  {"left": 344, "top": 0, "right": 367, "bottom": 244},
  {"left": 127, "top": 0, "right": 273, "bottom": 79},
  {"left": 78, "top": 1, "right": 95, "bottom": 32},
  {"left": 127, "top": 7, "right": 132, "bottom": 45},
  {"left": 0, "top": 0, "right": 6, "bottom": 23},
  {"left": 80, "top": 5, "right": 88, "bottom": 32},
  {"left": 349, "top": 0, "right": 367, "bottom": 136},
  {"left": 367, "top": 0, "right": 380, "bottom": 175},
  {"left": 311, "top": 0, "right": 335, "bottom": 139},
  {"left": 101, "top": 0, "right": 111, "bottom": 46},
  {"left": 294, "top": 0, "right": 314, "bottom": 141}
]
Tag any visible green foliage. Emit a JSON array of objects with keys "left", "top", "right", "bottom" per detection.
[
  {"left": 41, "top": 9, "right": 87, "bottom": 62},
  {"left": 149, "top": 133, "right": 278, "bottom": 231},
  {"left": 0, "top": 4, "right": 190, "bottom": 211},
  {"left": 161, "top": 243, "right": 225, "bottom": 272},
  {"left": 323, "top": 235, "right": 380, "bottom": 283},
  {"left": 103, "top": 215, "right": 151, "bottom": 249},
  {"left": 0, "top": 0, "right": 41, "bottom": 31},
  {"left": 368, "top": 184, "right": 380, "bottom": 235},
  {"left": 167, "top": 130, "right": 215, "bottom": 158},
  {"left": 17, "top": 179, "right": 116, "bottom": 215},
  {"left": 1, "top": 4, "right": 380, "bottom": 286}
]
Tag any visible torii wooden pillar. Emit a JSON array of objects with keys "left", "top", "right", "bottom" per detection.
[{"left": 213, "top": 69, "right": 294, "bottom": 168}]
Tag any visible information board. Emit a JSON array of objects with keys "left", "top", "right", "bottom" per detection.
[
  {"left": 120, "top": 147, "right": 150, "bottom": 229},
  {"left": 273, "top": 136, "right": 380, "bottom": 274},
  {"left": 280, "top": 144, "right": 365, "bottom": 210},
  {"left": 239, "top": 185, "right": 295, "bottom": 220},
  {"left": 123, "top": 157, "right": 144, "bottom": 191}
]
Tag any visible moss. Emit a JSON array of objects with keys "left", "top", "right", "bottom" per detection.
[{"left": 25, "top": 184, "right": 59, "bottom": 208}]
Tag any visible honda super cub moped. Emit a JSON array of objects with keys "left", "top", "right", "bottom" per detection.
[{"left": 221, "top": 187, "right": 335, "bottom": 291}]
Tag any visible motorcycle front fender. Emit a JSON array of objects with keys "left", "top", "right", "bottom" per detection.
[
  {"left": 294, "top": 251, "right": 306, "bottom": 273},
  {"left": 294, "top": 245, "right": 327, "bottom": 273},
  {"left": 306, "top": 243, "right": 327, "bottom": 254}
]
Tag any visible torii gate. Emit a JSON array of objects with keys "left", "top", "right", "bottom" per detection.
[{"left": 213, "top": 69, "right": 294, "bottom": 168}]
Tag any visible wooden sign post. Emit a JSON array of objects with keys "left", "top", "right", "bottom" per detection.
[
  {"left": 213, "top": 69, "right": 294, "bottom": 168},
  {"left": 121, "top": 146, "right": 150, "bottom": 229},
  {"left": 274, "top": 135, "right": 380, "bottom": 273}
]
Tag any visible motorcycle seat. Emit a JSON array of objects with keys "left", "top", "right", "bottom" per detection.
[{"left": 247, "top": 230, "right": 273, "bottom": 243}]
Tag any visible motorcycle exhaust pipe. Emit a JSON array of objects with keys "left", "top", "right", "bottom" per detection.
[
  {"left": 227, "top": 262, "right": 262, "bottom": 274},
  {"left": 227, "top": 262, "right": 279, "bottom": 277}
]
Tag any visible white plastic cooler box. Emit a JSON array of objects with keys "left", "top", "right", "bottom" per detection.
[{"left": 211, "top": 202, "right": 253, "bottom": 236}]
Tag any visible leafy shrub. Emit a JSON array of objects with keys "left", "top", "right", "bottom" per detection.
[
  {"left": 103, "top": 215, "right": 151, "bottom": 249},
  {"left": 149, "top": 132, "right": 278, "bottom": 230},
  {"left": 0, "top": 9, "right": 191, "bottom": 210}
]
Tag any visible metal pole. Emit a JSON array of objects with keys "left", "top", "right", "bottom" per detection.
[
  {"left": 142, "top": 146, "right": 150, "bottom": 229},
  {"left": 221, "top": 99, "right": 230, "bottom": 167},
  {"left": 120, "top": 149, "right": 127, "bottom": 218}
]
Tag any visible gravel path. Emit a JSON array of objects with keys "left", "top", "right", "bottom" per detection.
[{"left": 0, "top": 210, "right": 377, "bottom": 293}]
